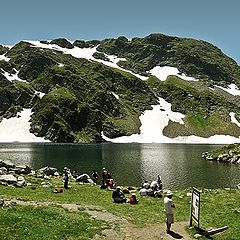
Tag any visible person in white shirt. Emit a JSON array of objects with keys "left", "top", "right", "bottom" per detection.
[{"left": 164, "top": 190, "right": 175, "bottom": 233}]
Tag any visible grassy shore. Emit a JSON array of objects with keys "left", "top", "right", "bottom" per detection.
[{"left": 0, "top": 176, "right": 240, "bottom": 239}]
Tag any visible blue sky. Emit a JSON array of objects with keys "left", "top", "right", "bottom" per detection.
[{"left": 1, "top": 0, "right": 239, "bottom": 63}]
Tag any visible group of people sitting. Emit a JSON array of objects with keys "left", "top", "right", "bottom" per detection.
[
  {"left": 139, "top": 175, "right": 163, "bottom": 198},
  {"left": 92, "top": 168, "right": 164, "bottom": 204},
  {"left": 98, "top": 167, "right": 139, "bottom": 204},
  {"left": 111, "top": 186, "right": 139, "bottom": 204}
]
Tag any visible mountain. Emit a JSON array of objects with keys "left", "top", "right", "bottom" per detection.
[{"left": 1, "top": 33, "right": 240, "bottom": 143}]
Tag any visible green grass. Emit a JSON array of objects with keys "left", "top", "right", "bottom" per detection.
[
  {"left": 1, "top": 177, "right": 240, "bottom": 239},
  {"left": 0, "top": 205, "right": 107, "bottom": 240}
]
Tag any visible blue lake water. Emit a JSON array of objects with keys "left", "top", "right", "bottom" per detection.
[{"left": 0, "top": 142, "right": 239, "bottom": 190}]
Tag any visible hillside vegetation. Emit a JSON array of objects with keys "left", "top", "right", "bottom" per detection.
[{"left": 1, "top": 33, "right": 240, "bottom": 143}]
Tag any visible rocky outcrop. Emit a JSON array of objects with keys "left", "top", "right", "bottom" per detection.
[
  {"left": 0, "top": 159, "right": 97, "bottom": 188},
  {"left": 76, "top": 174, "right": 94, "bottom": 184},
  {"left": 36, "top": 166, "right": 59, "bottom": 177},
  {"left": 50, "top": 38, "right": 74, "bottom": 49},
  {"left": 202, "top": 144, "right": 240, "bottom": 164}
]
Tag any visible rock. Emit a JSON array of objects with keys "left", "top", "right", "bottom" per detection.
[
  {"left": 0, "top": 197, "right": 4, "bottom": 207},
  {"left": 0, "top": 159, "right": 15, "bottom": 170},
  {"left": 53, "top": 171, "right": 59, "bottom": 176},
  {"left": 15, "top": 176, "right": 26, "bottom": 187},
  {"left": 9, "top": 165, "right": 32, "bottom": 174},
  {"left": 0, "top": 167, "right": 7, "bottom": 175},
  {"left": 36, "top": 166, "right": 58, "bottom": 176},
  {"left": 230, "top": 155, "right": 239, "bottom": 163},
  {"left": 194, "top": 233, "right": 203, "bottom": 238},
  {"left": 41, "top": 182, "right": 52, "bottom": 188},
  {"left": 43, "top": 175, "right": 50, "bottom": 180},
  {"left": 73, "top": 40, "right": 86, "bottom": 48},
  {"left": 50, "top": 38, "right": 74, "bottom": 49},
  {"left": 76, "top": 174, "right": 94, "bottom": 183},
  {"left": 217, "top": 154, "right": 229, "bottom": 162},
  {"left": 0, "top": 174, "right": 17, "bottom": 184},
  {"left": 206, "top": 156, "right": 215, "bottom": 161}
]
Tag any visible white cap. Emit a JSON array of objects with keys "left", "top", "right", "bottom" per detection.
[{"left": 166, "top": 190, "right": 173, "bottom": 197}]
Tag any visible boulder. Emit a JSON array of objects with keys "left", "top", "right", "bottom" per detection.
[
  {"left": 0, "top": 167, "right": 7, "bottom": 175},
  {"left": 0, "top": 159, "right": 15, "bottom": 170},
  {"left": 36, "top": 166, "right": 58, "bottom": 176},
  {"left": 76, "top": 174, "right": 94, "bottom": 184},
  {"left": 0, "top": 197, "right": 4, "bottom": 207},
  {"left": 9, "top": 165, "right": 32, "bottom": 174},
  {"left": 0, "top": 174, "right": 17, "bottom": 184},
  {"left": 15, "top": 176, "right": 26, "bottom": 187},
  {"left": 50, "top": 38, "right": 74, "bottom": 49},
  {"left": 217, "top": 154, "right": 229, "bottom": 162}
]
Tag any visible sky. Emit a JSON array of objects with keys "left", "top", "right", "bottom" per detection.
[{"left": 0, "top": 0, "right": 239, "bottom": 63}]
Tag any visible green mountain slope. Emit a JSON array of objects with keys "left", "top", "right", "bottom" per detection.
[{"left": 1, "top": 33, "right": 240, "bottom": 143}]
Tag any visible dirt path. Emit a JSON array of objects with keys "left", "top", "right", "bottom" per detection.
[{"left": 5, "top": 199, "right": 192, "bottom": 239}]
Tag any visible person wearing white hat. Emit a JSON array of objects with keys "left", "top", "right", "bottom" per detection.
[
  {"left": 112, "top": 186, "right": 126, "bottom": 203},
  {"left": 164, "top": 190, "right": 175, "bottom": 233}
]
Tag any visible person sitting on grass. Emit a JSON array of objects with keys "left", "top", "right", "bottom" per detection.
[
  {"left": 112, "top": 186, "right": 126, "bottom": 203},
  {"left": 129, "top": 193, "right": 139, "bottom": 204}
]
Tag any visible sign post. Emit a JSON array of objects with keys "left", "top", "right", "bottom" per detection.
[{"left": 189, "top": 187, "right": 201, "bottom": 228}]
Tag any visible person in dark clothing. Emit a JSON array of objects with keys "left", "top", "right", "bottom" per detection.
[
  {"left": 92, "top": 171, "right": 99, "bottom": 184},
  {"left": 63, "top": 167, "right": 69, "bottom": 189},
  {"left": 102, "top": 168, "right": 108, "bottom": 185},
  {"left": 112, "top": 186, "right": 126, "bottom": 203}
]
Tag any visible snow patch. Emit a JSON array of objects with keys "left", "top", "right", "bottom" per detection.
[
  {"left": 229, "top": 112, "right": 240, "bottom": 127},
  {"left": 35, "top": 91, "right": 46, "bottom": 99},
  {"left": 149, "top": 66, "right": 197, "bottom": 81},
  {"left": 25, "top": 40, "right": 97, "bottom": 60},
  {"left": 0, "top": 54, "right": 10, "bottom": 62},
  {"left": 102, "top": 97, "right": 240, "bottom": 144},
  {"left": 112, "top": 92, "right": 119, "bottom": 99},
  {"left": 1, "top": 69, "right": 26, "bottom": 82},
  {"left": 0, "top": 109, "right": 49, "bottom": 142},
  {"left": 25, "top": 40, "right": 148, "bottom": 80},
  {"left": 216, "top": 83, "right": 240, "bottom": 96}
]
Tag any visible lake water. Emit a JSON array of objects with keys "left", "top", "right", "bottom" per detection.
[{"left": 0, "top": 142, "right": 239, "bottom": 190}]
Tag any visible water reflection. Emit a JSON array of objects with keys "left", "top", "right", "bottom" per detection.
[{"left": 0, "top": 142, "right": 239, "bottom": 190}]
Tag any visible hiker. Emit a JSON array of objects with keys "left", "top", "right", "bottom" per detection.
[
  {"left": 142, "top": 180, "right": 150, "bottom": 189},
  {"left": 92, "top": 171, "right": 99, "bottom": 184},
  {"left": 150, "top": 180, "right": 159, "bottom": 191},
  {"left": 107, "top": 178, "right": 114, "bottom": 189},
  {"left": 101, "top": 168, "right": 108, "bottom": 185},
  {"left": 63, "top": 167, "right": 69, "bottom": 189},
  {"left": 157, "top": 175, "right": 163, "bottom": 190},
  {"left": 129, "top": 193, "right": 139, "bottom": 204},
  {"left": 112, "top": 186, "right": 126, "bottom": 203},
  {"left": 164, "top": 190, "right": 175, "bottom": 233},
  {"left": 139, "top": 187, "right": 148, "bottom": 197}
]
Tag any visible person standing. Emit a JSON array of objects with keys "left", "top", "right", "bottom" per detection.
[
  {"left": 164, "top": 190, "right": 175, "bottom": 233},
  {"left": 63, "top": 167, "right": 69, "bottom": 189},
  {"left": 101, "top": 168, "right": 108, "bottom": 184}
]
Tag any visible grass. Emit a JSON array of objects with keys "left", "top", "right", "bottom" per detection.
[
  {"left": 0, "top": 205, "right": 106, "bottom": 240},
  {"left": 0, "top": 176, "right": 240, "bottom": 239}
]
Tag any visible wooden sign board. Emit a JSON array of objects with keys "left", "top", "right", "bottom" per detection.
[{"left": 190, "top": 187, "right": 200, "bottom": 228}]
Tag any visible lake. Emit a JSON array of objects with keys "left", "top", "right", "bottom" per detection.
[{"left": 0, "top": 142, "right": 239, "bottom": 190}]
